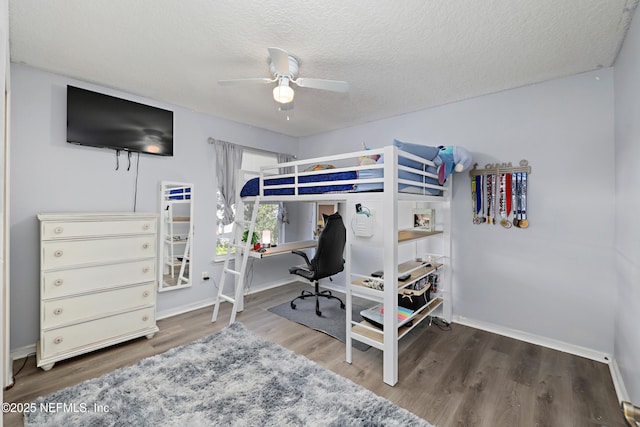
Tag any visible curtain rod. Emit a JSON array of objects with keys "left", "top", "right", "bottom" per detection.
[{"left": 207, "top": 137, "right": 295, "bottom": 159}]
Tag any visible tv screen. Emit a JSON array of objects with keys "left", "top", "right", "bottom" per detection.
[{"left": 67, "top": 85, "right": 173, "bottom": 156}]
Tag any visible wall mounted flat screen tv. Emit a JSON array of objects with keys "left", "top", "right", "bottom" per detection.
[{"left": 67, "top": 85, "right": 173, "bottom": 156}]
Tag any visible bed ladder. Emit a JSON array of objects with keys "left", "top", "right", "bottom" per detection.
[
  {"left": 212, "top": 196, "right": 261, "bottom": 325},
  {"left": 177, "top": 236, "right": 190, "bottom": 286}
]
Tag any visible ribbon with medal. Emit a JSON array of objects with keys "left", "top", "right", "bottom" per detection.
[
  {"left": 468, "top": 160, "right": 531, "bottom": 229},
  {"left": 471, "top": 175, "right": 486, "bottom": 224}
]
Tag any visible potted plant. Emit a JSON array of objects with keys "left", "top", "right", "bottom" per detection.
[{"left": 242, "top": 230, "right": 260, "bottom": 246}]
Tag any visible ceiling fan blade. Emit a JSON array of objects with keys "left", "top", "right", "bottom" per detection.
[
  {"left": 268, "top": 47, "right": 290, "bottom": 76},
  {"left": 293, "top": 78, "right": 349, "bottom": 93},
  {"left": 218, "top": 78, "right": 275, "bottom": 86}
]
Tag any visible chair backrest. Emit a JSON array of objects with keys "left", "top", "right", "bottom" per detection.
[{"left": 311, "top": 212, "right": 346, "bottom": 280}]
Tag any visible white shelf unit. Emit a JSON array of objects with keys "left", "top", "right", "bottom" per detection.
[
  {"left": 160, "top": 182, "right": 193, "bottom": 291},
  {"left": 345, "top": 185, "right": 451, "bottom": 386}
]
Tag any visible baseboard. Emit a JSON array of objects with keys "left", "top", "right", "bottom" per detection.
[
  {"left": 452, "top": 315, "right": 612, "bottom": 364},
  {"left": 156, "top": 298, "right": 216, "bottom": 320},
  {"left": 609, "top": 358, "right": 630, "bottom": 403},
  {"left": 245, "top": 278, "right": 302, "bottom": 295},
  {"left": 157, "top": 278, "right": 298, "bottom": 321},
  {"left": 10, "top": 343, "right": 36, "bottom": 362}
]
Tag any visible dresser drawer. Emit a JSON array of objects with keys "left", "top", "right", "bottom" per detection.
[
  {"left": 42, "top": 260, "right": 156, "bottom": 299},
  {"left": 42, "top": 236, "right": 156, "bottom": 270},
  {"left": 40, "top": 307, "right": 156, "bottom": 358},
  {"left": 42, "top": 283, "right": 155, "bottom": 328},
  {"left": 41, "top": 219, "right": 156, "bottom": 240}
]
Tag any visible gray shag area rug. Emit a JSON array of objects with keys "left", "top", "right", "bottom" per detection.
[
  {"left": 268, "top": 294, "right": 372, "bottom": 352},
  {"left": 24, "top": 323, "right": 434, "bottom": 427}
]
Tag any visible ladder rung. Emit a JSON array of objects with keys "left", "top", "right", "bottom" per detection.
[
  {"left": 231, "top": 243, "right": 246, "bottom": 249},
  {"left": 219, "top": 294, "right": 235, "bottom": 303},
  {"left": 235, "top": 219, "right": 250, "bottom": 226},
  {"left": 224, "top": 268, "right": 241, "bottom": 276}
]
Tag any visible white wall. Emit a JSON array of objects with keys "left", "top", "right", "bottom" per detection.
[
  {"left": 613, "top": 8, "right": 640, "bottom": 403},
  {"left": 9, "top": 64, "right": 298, "bottom": 350},
  {"left": 299, "top": 69, "right": 616, "bottom": 357}
]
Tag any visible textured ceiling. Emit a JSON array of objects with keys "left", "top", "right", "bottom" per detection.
[{"left": 8, "top": 0, "right": 639, "bottom": 137}]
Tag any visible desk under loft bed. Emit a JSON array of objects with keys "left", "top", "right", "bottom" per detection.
[{"left": 213, "top": 143, "right": 452, "bottom": 386}]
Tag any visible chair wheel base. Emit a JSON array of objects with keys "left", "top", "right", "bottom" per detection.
[{"left": 289, "top": 281, "right": 345, "bottom": 316}]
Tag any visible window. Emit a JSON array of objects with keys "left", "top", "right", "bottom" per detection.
[{"left": 215, "top": 150, "right": 282, "bottom": 260}]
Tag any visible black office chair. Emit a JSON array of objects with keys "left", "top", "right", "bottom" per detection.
[{"left": 289, "top": 212, "right": 346, "bottom": 316}]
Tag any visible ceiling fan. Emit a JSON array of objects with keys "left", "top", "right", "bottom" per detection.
[{"left": 218, "top": 47, "right": 349, "bottom": 110}]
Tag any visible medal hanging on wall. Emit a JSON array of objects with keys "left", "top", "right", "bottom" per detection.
[
  {"left": 491, "top": 173, "right": 498, "bottom": 225},
  {"left": 499, "top": 173, "right": 512, "bottom": 228},
  {"left": 513, "top": 172, "right": 521, "bottom": 227},
  {"left": 482, "top": 174, "right": 488, "bottom": 223},
  {"left": 512, "top": 172, "right": 530, "bottom": 228},
  {"left": 486, "top": 174, "right": 493, "bottom": 224},
  {"left": 511, "top": 172, "right": 522, "bottom": 227},
  {"left": 519, "top": 172, "right": 529, "bottom": 228},
  {"left": 472, "top": 175, "right": 485, "bottom": 224},
  {"left": 471, "top": 175, "right": 478, "bottom": 223}
]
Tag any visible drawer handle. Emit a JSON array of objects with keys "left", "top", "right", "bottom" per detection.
[
  {"left": 142, "top": 291, "right": 150, "bottom": 298},
  {"left": 54, "top": 226, "right": 64, "bottom": 234},
  {"left": 143, "top": 224, "right": 150, "bottom": 230},
  {"left": 142, "top": 243, "right": 149, "bottom": 250},
  {"left": 142, "top": 267, "right": 150, "bottom": 274},
  {"left": 142, "top": 315, "right": 149, "bottom": 322},
  {"left": 54, "top": 250, "right": 63, "bottom": 258},
  {"left": 53, "top": 336, "right": 63, "bottom": 345},
  {"left": 53, "top": 308, "right": 63, "bottom": 316},
  {"left": 53, "top": 279, "right": 64, "bottom": 287}
]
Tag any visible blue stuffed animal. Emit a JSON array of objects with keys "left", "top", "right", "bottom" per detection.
[{"left": 438, "top": 146, "right": 472, "bottom": 184}]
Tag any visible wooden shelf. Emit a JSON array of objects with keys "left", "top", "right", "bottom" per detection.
[
  {"left": 171, "top": 216, "right": 190, "bottom": 222},
  {"left": 349, "top": 281, "right": 384, "bottom": 303},
  {"left": 398, "top": 229, "right": 442, "bottom": 243},
  {"left": 397, "top": 260, "right": 441, "bottom": 289},
  {"left": 351, "top": 260, "right": 441, "bottom": 292},
  {"left": 351, "top": 297, "right": 443, "bottom": 344}
]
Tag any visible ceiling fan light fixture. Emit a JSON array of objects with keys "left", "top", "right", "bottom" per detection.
[{"left": 273, "top": 78, "right": 294, "bottom": 104}]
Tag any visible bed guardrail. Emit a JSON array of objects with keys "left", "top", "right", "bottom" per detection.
[{"left": 253, "top": 146, "right": 446, "bottom": 197}]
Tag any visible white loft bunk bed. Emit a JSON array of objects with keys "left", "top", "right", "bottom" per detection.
[{"left": 212, "top": 144, "right": 452, "bottom": 386}]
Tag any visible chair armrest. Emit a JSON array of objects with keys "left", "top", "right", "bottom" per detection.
[{"left": 291, "top": 250, "right": 312, "bottom": 268}]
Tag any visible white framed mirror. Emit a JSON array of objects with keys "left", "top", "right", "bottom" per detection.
[{"left": 159, "top": 181, "right": 194, "bottom": 291}]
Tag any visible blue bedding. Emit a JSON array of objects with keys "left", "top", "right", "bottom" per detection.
[{"left": 240, "top": 171, "right": 358, "bottom": 197}]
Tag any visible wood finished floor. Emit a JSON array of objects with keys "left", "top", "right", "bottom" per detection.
[{"left": 4, "top": 282, "right": 626, "bottom": 427}]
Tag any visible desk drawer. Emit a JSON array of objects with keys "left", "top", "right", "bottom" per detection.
[
  {"left": 42, "top": 236, "right": 156, "bottom": 270},
  {"left": 42, "top": 260, "right": 155, "bottom": 299},
  {"left": 41, "top": 219, "right": 156, "bottom": 240},
  {"left": 40, "top": 307, "right": 156, "bottom": 358},
  {"left": 42, "top": 283, "right": 155, "bottom": 329}
]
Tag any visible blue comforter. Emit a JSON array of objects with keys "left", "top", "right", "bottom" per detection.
[{"left": 240, "top": 171, "right": 358, "bottom": 197}]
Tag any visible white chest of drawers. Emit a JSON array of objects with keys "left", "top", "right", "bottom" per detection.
[{"left": 37, "top": 213, "right": 160, "bottom": 370}]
